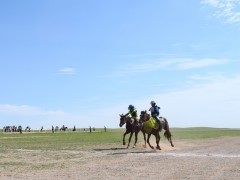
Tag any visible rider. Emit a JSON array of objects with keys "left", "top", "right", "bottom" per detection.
[
  {"left": 124, "top": 105, "right": 139, "bottom": 125},
  {"left": 149, "top": 101, "right": 162, "bottom": 131}
]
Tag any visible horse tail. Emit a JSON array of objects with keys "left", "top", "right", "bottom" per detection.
[{"left": 163, "top": 118, "right": 174, "bottom": 147}]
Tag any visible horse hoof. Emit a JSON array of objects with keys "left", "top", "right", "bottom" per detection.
[
  {"left": 123, "top": 142, "right": 126, "bottom": 145},
  {"left": 150, "top": 146, "right": 154, "bottom": 149}
]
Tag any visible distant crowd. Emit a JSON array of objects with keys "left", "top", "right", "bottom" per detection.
[
  {"left": 3, "top": 126, "right": 23, "bottom": 133},
  {"left": 2, "top": 125, "right": 107, "bottom": 133}
]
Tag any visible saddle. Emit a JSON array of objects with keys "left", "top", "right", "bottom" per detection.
[{"left": 143, "top": 117, "right": 159, "bottom": 134}]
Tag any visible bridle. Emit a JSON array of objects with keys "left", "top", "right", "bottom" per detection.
[
  {"left": 119, "top": 115, "right": 132, "bottom": 127},
  {"left": 119, "top": 115, "right": 127, "bottom": 127}
]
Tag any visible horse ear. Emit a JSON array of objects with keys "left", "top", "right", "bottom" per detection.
[{"left": 144, "top": 110, "right": 147, "bottom": 113}]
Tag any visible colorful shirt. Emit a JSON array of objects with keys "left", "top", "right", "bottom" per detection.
[{"left": 127, "top": 109, "right": 138, "bottom": 120}]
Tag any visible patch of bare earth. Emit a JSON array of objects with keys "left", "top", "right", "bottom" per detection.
[{"left": 1, "top": 137, "right": 240, "bottom": 179}]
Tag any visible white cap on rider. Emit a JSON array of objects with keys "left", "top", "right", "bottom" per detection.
[{"left": 150, "top": 101, "right": 156, "bottom": 105}]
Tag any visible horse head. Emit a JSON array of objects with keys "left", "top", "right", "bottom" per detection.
[
  {"left": 140, "top": 110, "right": 150, "bottom": 122},
  {"left": 119, "top": 114, "right": 127, "bottom": 127}
]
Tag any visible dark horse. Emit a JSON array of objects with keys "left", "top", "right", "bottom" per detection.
[
  {"left": 140, "top": 110, "right": 174, "bottom": 150},
  {"left": 119, "top": 114, "right": 145, "bottom": 148},
  {"left": 60, "top": 126, "right": 68, "bottom": 131}
]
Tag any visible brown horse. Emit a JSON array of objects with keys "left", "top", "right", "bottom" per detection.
[
  {"left": 119, "top": 114, "right": 146, "bottom": 148},
  {"left": 140, "top": 110, "right": 174, "bottom": 150}
]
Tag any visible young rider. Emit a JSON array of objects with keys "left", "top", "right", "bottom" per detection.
[
  {"left": 124, "top": 105, "right": 139, "bottom": 125},
  {"left": 149, "top": 101, "right": 162, "bottom": 131}
]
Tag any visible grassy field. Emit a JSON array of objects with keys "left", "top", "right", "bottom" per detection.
[
  {"left": 171, "top": 127, "right": 240, "bottom": 139},
  {"left": 0, "top": 128, "right": 240, "bottom": 151}
]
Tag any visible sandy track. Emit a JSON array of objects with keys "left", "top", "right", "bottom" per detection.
[{"left": 0, "top": 137, "right": 240, "bottom": 179}]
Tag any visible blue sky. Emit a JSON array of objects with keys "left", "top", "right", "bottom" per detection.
[{"left": 1, "top": 0, "right": 240, "bottom": 129}]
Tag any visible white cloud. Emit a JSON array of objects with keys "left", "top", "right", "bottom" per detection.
[
  {"left": 0, "top": 104, "right": 39, "bottom": 116},
  {"left": 115, "top": 58, "right": 227, "bottom": 75},
  {"left": 104, "top": 73, "right": 240, "bottom": 128},
  {"left": 159, "top": 74, "right": 240, "bottom": 128},
  {"left": 0, "top": 104, "right": 63, "bottom": 116},
  {"left": 202, "top": 0, "right": 240, "bottom": 24},
  {"left": 176, "top": 59, "right": 227, "bottom": 70},
  {"left": 187, "top": 72, "right": 227, "bottom": 85},
  {"left": 1, "top": 73, "right": 240, "bottom": 129},
  {"left": 58, "top": 67, "right": 76, "bottom": 75}
]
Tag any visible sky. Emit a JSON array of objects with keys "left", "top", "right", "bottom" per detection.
[{"left": 1, "top": 0, "right": 240, "bottom": 129}]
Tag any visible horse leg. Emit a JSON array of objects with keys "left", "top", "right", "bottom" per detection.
[
  {"left": 147, "top": 134, "right": 154, "bottom": 149},
  {"left": 168, "top": 131, "right": 174, "bottom": 147},
  {"left": 133, "top": 132, "right": 139, "bottom": 148},
  {"left": 156, "top": 133, "right": 161, "bottom": 150},
  {"left": 127, "top": 132, "right": 133, "bottom": 148},
  {"left": 170, "top": 137, "right": 174, "bottom": 147},
  {"left": 168, "top": 135, "right": 174, "bottom": 147},
  {"left": 123, "top": 131, "right": 130, "bottom": 145},
  {"left": 166, "top": 130, "right": 174, "bottom": 147},
  {"left": 142, "top": 131, "right": 147, "bottom": 148}
]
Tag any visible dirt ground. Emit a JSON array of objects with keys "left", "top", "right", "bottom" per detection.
[{"left": 0, "top": 136, "right": 240, "bottom": 180}]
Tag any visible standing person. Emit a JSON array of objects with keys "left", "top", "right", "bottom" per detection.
[
  {"left": 149, "top": 101, "right": 162, "bottom": 131},
  {"left": 124, "top": 105, "right": 139, "bottom": 125}
]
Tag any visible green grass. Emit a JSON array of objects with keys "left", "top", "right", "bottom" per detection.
[
  {"left": 171, "top": 127, "right": 240, "bottom": 140},
  {"left": 0, "top": 129, "right": 124, "bottom": 151},
  {"left": 0, "top": 128, "right": 240, "bottom": 151}
]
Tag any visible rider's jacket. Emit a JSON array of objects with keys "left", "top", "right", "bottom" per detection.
[
  {"left": 128, "top": 109, "right": 138, "bottom": 120},
  {"left": 149, "top": 105, "right": 160, "bottom": 117}
]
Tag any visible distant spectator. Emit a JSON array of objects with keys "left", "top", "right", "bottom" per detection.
[
  {"left": 18, "top": 126, "right": 22, "bottom": 134},
  {"left": 25, "top": 126, "right": 31, "bottom": 132}
]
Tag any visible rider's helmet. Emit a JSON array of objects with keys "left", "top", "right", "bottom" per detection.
[
  {"left": 128, "top": 105, "right": 134, "bottom": 110},
  {"left": 150, "top": 101, "right": 156, "bottom": 106}
]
